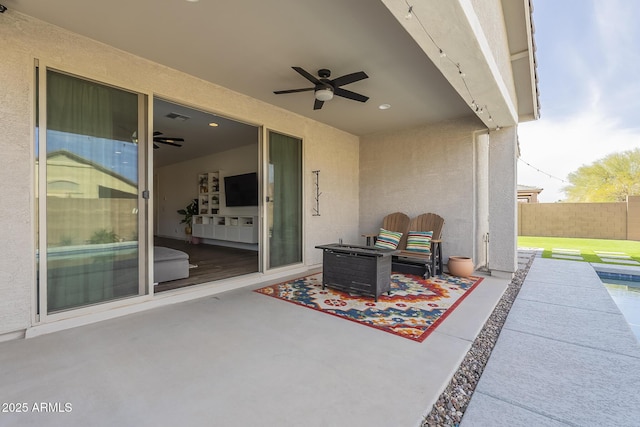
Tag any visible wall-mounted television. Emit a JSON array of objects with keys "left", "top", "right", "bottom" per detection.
[{"left": 224, "top": 172, "right": 258, "bottom": 207}]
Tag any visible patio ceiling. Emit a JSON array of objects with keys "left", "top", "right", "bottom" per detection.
[{"left": 4, "top": 0, "right": 537, "bottom": 140}]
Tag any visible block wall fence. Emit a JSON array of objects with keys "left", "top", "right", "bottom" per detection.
[{"left": 518, "top": 195, "right": 640, "bottom": 240}]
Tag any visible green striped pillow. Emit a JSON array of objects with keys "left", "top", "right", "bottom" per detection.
[
  {"left": 374, "top": 228, "right": 403, "bottom": 250},
  {"left": 405, "top": 231, "right": 433, "bottom": 254}
]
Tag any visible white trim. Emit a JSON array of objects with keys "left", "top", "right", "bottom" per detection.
[
  {"left": 139, "top": 92, "right": 150, "bottom": 297},
  {"left": 522, "top": 0, "right": 540, "bottom": 120}
]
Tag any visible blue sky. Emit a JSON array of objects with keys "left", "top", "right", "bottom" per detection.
[{"left": 517, "top": 0, "right": 640, "bottom": 202}]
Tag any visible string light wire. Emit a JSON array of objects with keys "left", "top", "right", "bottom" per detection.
[
  {"left": 403, "top": 2, "right": 498, "bottom": 128},
  {"left": 518, "top": 158, "right": 568, "bottom": 183}
]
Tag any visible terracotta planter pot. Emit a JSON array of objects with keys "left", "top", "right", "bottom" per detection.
[{"left": 447, "top": 256, "right": 474, "bottom": 278}]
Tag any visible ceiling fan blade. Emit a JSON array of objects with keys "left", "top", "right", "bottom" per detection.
[
  {"left": 334, "top": 87, "right": 369, "bottom": 103},
  {"left": 331, "top": 71, "right": 369, "bottom": 87},
  {"left": 155, "top": 140, "right": 183, "bottom": 148},
  {"left": 153, "top": 143, "right": 159, "bottom": 149},
  {"left": 292, "top": 67, "right": 322, "bottom": 85},
  {"left": 153, "top": 131, "right": 163, "bottom": 136},
  {"left": 273, "top": 87, "right": 315, "bottom": 95},
  {"left": 313, "top": 99, "right": 324, "bottom": 110},
  {"left": 154, "top": 137, "right": 185, "bottom": 143}
]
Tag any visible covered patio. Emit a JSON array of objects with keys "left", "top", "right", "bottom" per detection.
[
  {"left": 0, "top": 272, "right": 509, "bottom": 427},
  {"left": 1, "top": 0, "right": 538, "bottom": 342},
  {"left": 1, "top": 4, "right": 539, "bottom": 424}
]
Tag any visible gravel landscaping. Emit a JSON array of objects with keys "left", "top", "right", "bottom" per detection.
[{"left": 422, "top": 252, "right": 536, "bottom": 426}]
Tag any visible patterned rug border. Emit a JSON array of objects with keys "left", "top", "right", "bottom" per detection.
[{"left": 255, "top": 273, "right": 484, "bottom": 342}]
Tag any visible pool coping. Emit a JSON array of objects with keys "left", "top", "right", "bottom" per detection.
[
  {"left": 461, "top": 257, "right": 640, "bottom": 426},
  {"left": 591, "top": 262, "right": 640, "bottom": 282}
]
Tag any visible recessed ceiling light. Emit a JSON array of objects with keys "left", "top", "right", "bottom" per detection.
[
  {"left": 378, "top": 104, "right": 391, "bottom": 110},
  {"left": 209, "top": 122, "right": 219, "bottom": 127},
  {"left": 186, "top": 0, "right": 199, "bottom": 2}
]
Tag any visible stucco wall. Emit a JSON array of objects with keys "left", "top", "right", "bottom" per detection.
[
  {"left": 359, "top": 118, "right": 481, "bottom": 263},
  {"left": 488, "top": 127, "right": 518, "bottom": 276},
  {"left": 0, "top": 12, "right": 359, "bottom": 335},
  {"left": 0, "top": 15, "right": 34, "bottom": 336},
  {"left": 474, "top": 133, "right": 490, "bottom": 268},
  {"left": 305, "top": 122, "right": 361, "bottom": 266}
]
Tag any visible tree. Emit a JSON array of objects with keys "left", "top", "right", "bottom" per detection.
[{"left": 563, "top": 148, "right": 640, "bottom": 202}]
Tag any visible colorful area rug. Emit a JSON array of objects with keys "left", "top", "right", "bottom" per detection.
[{"left": 255, "top": 273, "right": 483, "bottom": 342}]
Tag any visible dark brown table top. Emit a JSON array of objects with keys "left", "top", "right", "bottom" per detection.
[{"left": 315, "top": 243, "right": 398, "bottom": 257}]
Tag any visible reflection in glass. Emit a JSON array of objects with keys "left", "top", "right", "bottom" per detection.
[
  {"left": 267, "top": 131, "right": 302, "bottom": 268},
  {"left": 43, "top": 71, "right": 140, "bottom": 312}
]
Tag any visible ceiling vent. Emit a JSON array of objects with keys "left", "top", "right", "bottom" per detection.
[{"left": 165, "top": 112, "right": 191, "bottom": 121}]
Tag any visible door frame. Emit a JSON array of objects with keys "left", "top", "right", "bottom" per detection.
[{"left": 34, "top": 60, "right": 153, "bottom": 324}]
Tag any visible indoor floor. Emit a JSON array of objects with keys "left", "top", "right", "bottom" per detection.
[{"left": 154, "top": 236, "right": 258, "bottom": 292}]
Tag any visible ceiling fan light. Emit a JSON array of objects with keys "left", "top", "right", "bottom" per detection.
[{"left": 315, "top": 88, "right": 334, "bottom": 102}]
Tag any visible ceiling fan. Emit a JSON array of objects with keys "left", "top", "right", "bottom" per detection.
[
  {"left": 153, "top": 131, "right": 184, "bottom": 149},
  {"left": 274, "top": 67, "right": 369, "bottom": 110}
]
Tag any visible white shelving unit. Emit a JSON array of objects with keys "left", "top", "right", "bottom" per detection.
[
  {"left": 193, "top": 215, "right": 258, "bottom": 244},
  {"left": 193, "top": 171, "right": 258, "bottom": 244},
  {"left": 197, "top": 172, "right": 220, "bottom": 215}
]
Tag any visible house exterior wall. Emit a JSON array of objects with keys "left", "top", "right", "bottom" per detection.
[
  {"left": 0, "top": 12, "right": 359, "bottom": 336},
  {"left": 304, "top": 122, "right": 361, "bottom": 266},
  {"left": 474, "top": 132, "right": 490, "bottom": 269},
  {"left": 358, "top": 118, "right": 481, "bottom": 264},
  {"left": 0, "top": 31, "right": 33, "bottom": 336},
  {"left": 489, "top": 127, "right": 518, "bottom": 276}
]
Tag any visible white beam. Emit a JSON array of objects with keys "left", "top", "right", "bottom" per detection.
[{"left": 380, "top": 0, "right": 520, "bottom": 128}]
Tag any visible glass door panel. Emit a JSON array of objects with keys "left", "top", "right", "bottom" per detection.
[
  {"left": 44, "top": 70, "right": 142, "bottom": 313},
  {"left": 267, "top": 131, "right": 302, "bottom": 269}
]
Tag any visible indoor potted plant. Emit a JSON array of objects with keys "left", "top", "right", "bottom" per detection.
[{"left": 177, "top": 199, "right": 198, "bottom": 237}]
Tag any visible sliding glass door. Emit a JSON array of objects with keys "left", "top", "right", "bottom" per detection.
[
  {"left": 37, "top": 68, "right": 147, "bottom": 314},
  {"left": 267, "top": 131, "right": 302, "bottom": 268}
]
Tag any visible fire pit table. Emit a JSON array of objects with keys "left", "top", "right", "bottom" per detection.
[{"left": 315, "top": 243, "right": 398, "bottom": 301}]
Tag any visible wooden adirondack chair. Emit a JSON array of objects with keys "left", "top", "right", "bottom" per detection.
[
  {"left": 362, "top": 212, "right": 410, "bottom": 247},
  {"left": 394, "top": 213, "right": 445, "bottom": 278}
]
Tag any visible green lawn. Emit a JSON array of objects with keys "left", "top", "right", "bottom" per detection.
[{"left": 518, "top": 236, "right": 640, "bottom": 264}]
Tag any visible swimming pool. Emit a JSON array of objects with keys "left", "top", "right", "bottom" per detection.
[{"left": 598, "top": 272, "right": 640, "bottom": 342}]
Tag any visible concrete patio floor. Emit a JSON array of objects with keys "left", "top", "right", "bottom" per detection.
[
  {"left": 461, "top": 256, "right": 640, "bottom": 426},
  {"left": 0, "top": 271, "right": 509, "bottom": 427}
]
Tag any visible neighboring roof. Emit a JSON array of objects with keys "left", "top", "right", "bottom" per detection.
[
  {"left": 45, "top": 149, "right": 138, "bottom": 188},
  {"left": 517, "top": 184, "right": 543, "bottom": 193}
]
